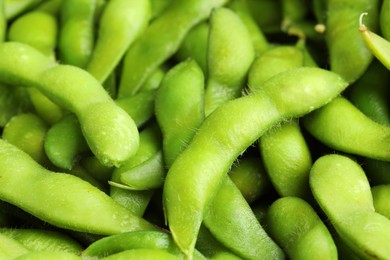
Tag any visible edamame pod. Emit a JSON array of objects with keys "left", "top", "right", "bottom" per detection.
[
  {"left": 155, "top": 59, "right": 204, "bottom": 168},
  {"left": 99, "top": 248, "right": 179, "bottom": 260},
  {"left": 0, "top": 139, "right": 155, "bottom": 234},
  {"left": 86, "top": 0, "right": 151, "bottom": 84},
  {"left": 2, "top": 113, "right": 50, "bottom": 166},
  {"left": 118, "top": 0, "right": 229, "bottom": 97},
  {"left": 110, "top": 124, "right": 161, "bottom": 216},
  {"left": 163, "top": 67, "right": 348, "bottom": 257},
  {"left": 14, "top": 251, "right": 82, "bottom": 260},
  {"left": 0, "top": 233, "right": 30, "bottom": 259},
  {"left": 59, "top": 0, "right": 96, "bottom": 68},
  {"left": 0, "top": 42, "right": 139, "bottom": 167},
  {"left": 204, "top": 7, "right": 255, "bottom": 116},
  {"left": 265, "top": 196, "right": 337, "bottom": 259},
  {"left": 203, "top": 176, "right": 284, "bottom": 260},
  {"left": 310, "top": 154, "right": 390, "bottom": 259},
  {"left": 360, "top": 12, "right": 390, "bottom": 71},
  {"left": 0, "top": 228, "right": 83, "bottom": 255},
  {"left": 326, "top": 0, "right": 380, "bottom": 83},
  {"left": 302, "top": 96, "right": 390, "bottom": 161}
]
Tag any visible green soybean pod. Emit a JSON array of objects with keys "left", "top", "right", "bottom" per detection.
[
  {"left": 118, "top": 0, "right": 228, "bottom": 98},
  {"left": 280, "top": 0, "right": 310, "bottom": 32},
  {"left": 110, "top": 124, "right": 161, "bottom": 216},
  {"left": 150, "top": 0, "right": 172, "bottom": 19},
  {"left": 204, "top": 7, "right": 255, "bottom": 116},
  {"left": 2, "top": 113, "right": 50, "bottom": 166},
  {"left": 0, "top": 139, "right": 156, "bottom": 235},
  {"left": 360, "top": 12, "right": 390, "bottom": 71},
  {"left": 310, "top": 154, "right": 390, "bottom": 259},
  {"left": 163, "top": 67, "right": 348, "bottom": 257},
  {"left": 118, "top": 151, "right": 166, "bottom": 191},
  {"left": 86, "top": 0, "right": 151, "bottom": 84},
  {"left": 0, "top": 0, "right": 5, "bottom": 42},
  {"left": 8, "top": 11, "right": 58, "bottom": 58},
  {"left": 245, "top": 0, "right": 282, "bottom": 34},
  {"left": 372, "top": 185, "right": 390, "bottom": 219},
  {"left": 0, "top": 228, "right": 83, "bottom": 255},
  {"left": 0, "top": 42, "right": 139, "bottom": 167},
  {"left": 302, "top": 96, "right": 390, "bottom": 162},
  {"left": 203, "top": 176, "right": 284, "bottom": 260},
  {"left": 0, "top": 233, "right": 30, "bottom": 259},
  {"left": 380, "top": 0, "right": 390, "bottom": 41},
  {"left": 155, "top": 59, "right": 204, "bottom": 168},
  {"left": 326, "top": 0, "right": 380, "bottom": 83},
  {"left": 44, "top": 114, "right": 89, "bottom": 170},
  {"left": 3, "top": 0, "right": 43, "bottom": 20},
  {"left": 175, "top": 22, "right": 209, "bottom": 73},
  {"left": 59, "top": 0, "right": 96, "bottom": 68},
  {"left": 265, "top": 196, "right": 338, "bottom": 259}
]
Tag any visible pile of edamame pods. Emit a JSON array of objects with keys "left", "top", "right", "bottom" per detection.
[{"left": 1, "top": 0, "right": 390, "bottom": 259}]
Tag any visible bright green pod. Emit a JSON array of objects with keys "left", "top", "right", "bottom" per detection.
[
  {"left": 310, "top": 154, "right": 390, "bottom": 259},
  {"left": 0, "top": 233, "right": 30, "bottom": 259},
  {"left": 155, "top": 59, "right": 204, "bottom": 168},
  {"left": 86, "top": 0, "right": 151, "bottom": 84},
  {"left": 175, "top": 22, "right": 209, "bottom": 73},
  {"left": 204, "top": 7, "right": 255, "bottom": 116},
  {"left": 119, "top": 151, "right": 166, "bottom": 190},
  {"left": 138, "top": 66, "right": 166, "bottom": 92},
  {"left": 2, "top": 113, "right": 50, "bottom": 166},
  {"left": 280, "top": 0, "right": 310, "bottom": 32},
  {"left": 118, "top": 0, "right": 229, "bottom": 97},
  {"left": 360, "top": 12, "right": 390, "bottom": 71},
  {"left": 44, "top": 114, "right": 89, "bottom": 170},
  {"left": 27, "top": 88, "right": 64, "bottom": 125},
  {"left": 248, "top": 46, "right": 304, "bottom": 92},
  {"left": 150, "top": 0, "right": 172, "bottom": 19},
  {"left": 59, "top": 0, "right": 96, "bottom": 68},
  {"left": 110, "top": 124, "right": 161, "bottom": 216},
  {"left": 227, "top": 0, "right": 269, "bottom": 56},
  {"left": 0, "top": 228, "right": 83, "bottom": 255},
  {"left": 163, "top": 67, "right": 348, "bottom": 257},
  {"left": 8, "top": 11, "right": 58, "bottom": 58},
  {"left": 3, "top": 0, "right": 43, "bottom": 20},
  {"left": 0, "top": 42, "right": 139, "bottom": 167},
  {"left": 266, "top": 196, "right": 338, "bottom": 260},
  {"left": 326, "top": 0, "right": 380, "bottom": 83},
  {"left": 380, "top": 0, "right": 390, "bottom": 41},
  {"left": 302, "top": 96, "right": 390, "bottom": 162},
  {"left": 372, "top": 185, "right": 390, "bottom": 219},
  {"left": 0, "top": 139, "right": 155, "bottom": 234},
  {"left": 228, "top": 155, "right": 271, "bottom": 204},
  {"left": 259, "top": 119, "right": 312, "bottom": 198},
  {"left": 210, "top": 252, "right": 242, "bottom": 260},
  {"left": 203, "top": 176, "right": 284, "bottom": 260}
]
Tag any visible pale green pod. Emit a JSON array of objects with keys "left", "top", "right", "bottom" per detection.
[{"left": 310, "top": 154, "right": 390, "bottom": 259}]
